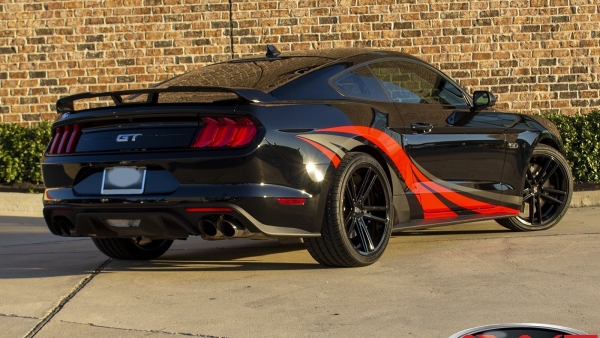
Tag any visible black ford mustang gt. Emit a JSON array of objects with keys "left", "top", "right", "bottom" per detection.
[{"left": 41, "top": 47, "right": 573, "bottom": 267}]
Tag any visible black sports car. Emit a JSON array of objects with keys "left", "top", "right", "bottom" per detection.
[{"left": 41, "top": 46, "right": 572, "bottom": 267}]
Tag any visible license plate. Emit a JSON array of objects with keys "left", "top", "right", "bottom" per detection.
[
  {"left": 104, "top": 219, "right": 141, "bottom": 228},
  {"left": 101, "top": 167, "right": 146, "bottom": 195}
]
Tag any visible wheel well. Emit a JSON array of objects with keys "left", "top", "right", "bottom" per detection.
[
  {"left": 537, "top": 138, "right": 559, "bottom": 151},
  {"left": 349, "top": 145, "right": 393, "bottom": 193}
]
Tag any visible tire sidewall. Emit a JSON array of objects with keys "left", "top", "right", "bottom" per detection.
[
  {"left": 512, "top": 144, "right": 573, "bottom": 231},
  {"left": 330, "top": 153, "right": 393, "bottom": 265}
]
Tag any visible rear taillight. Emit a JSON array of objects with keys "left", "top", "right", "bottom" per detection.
[
  {"left": 48, "top": 124, "right": 81, "bottom": 154},
  {"left": 191, "top": 117, "right": 257, "bottom": 148}
]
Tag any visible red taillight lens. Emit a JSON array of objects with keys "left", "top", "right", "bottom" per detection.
[
  {"left": 191, "top": 117, "right": 257, "bottom": 148},
  {"left": 51, "top": 209, "right": 73, "bottom": 214},
  {"left": 185, "top": 207, "right": 233, "bottom": 213},
  {"left": 230, "top": 118, "right": 257, "bottom": 147},
  {"left": 277, "top": 198, "right": 306, "bottom": 205},
  {"left": 56, "top": 124, "right": 71, "bottom": 154},
  {"left": 66, "top": 124, "right": 81, "bottom": 153},
  {"left": 191, "top": 117, "right": 219, "bottom": 148},
  {"left": 49, "top": 127, "right": 63, "bottom": 154},
  {"left": 48, "top": 124, "right": 81, "bottom": 154},
  {"left": 212, "top": 118, "right": 238, "bottom": 147}
]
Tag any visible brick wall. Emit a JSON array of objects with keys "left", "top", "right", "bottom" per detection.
[{"left": 1, "top": 0, "right": 599, "bottom": 125}]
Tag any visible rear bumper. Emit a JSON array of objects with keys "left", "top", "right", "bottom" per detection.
[{"left": 43, "top": 183, "right": 323, "bottom": 239}]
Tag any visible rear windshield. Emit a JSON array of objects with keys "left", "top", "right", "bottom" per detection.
[{"left": 144, "top": 57, "right": 333, "bottom": 103}]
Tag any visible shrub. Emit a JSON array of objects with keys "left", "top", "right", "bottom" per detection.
[
  {"left": 0, "top": 122, "right": 52, "bottom": 184},
  {"left": 543, "top": 111, "right": 600, "bottom": 183},
  {"left": 0, "top": 112, "right": 599, "bottom": 185}
]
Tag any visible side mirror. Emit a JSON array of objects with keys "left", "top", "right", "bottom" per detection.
[{"left": 473, "top": 91, "right": 496, "bottom": 110}]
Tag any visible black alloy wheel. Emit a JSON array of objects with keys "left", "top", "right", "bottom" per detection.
[
  {"left": 92, "top": 237, "right": 173, "bottom": 260},
  {"left": 343, "top": 165, "right": 390, "bottom": 256},
  {"left": 496, "top": 144, "right": 572, "bottom": 231},
  {"left": 306, "top": 152, "right": 393, "bottom": 267}
]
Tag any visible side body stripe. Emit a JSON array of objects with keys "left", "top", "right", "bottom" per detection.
[
  {"left": 296, "top": 136, "right": 341, "bottom": 167},
  {"left": 297, "top": 125, "right": 519, "bottom": 219}
]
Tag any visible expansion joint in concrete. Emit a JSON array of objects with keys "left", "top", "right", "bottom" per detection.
[
  {"left": 59, "top": 320, "right": 220, "bottom": 337},
  {"left": 22, "top": 258, "right": 112, "bottom": 338},
  {"left": 0, "top": 313, "right": 38, "bottom": 320}
]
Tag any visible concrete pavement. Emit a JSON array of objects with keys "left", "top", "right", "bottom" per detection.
[{"left": 0, "top": 208, "right": 599, "bottom": 337}]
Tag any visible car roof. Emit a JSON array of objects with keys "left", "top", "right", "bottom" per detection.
[
  {"left": 229, "top": 48, "right": 423, "bottom": 64},
  {"left": 148, "top": 48, "right": 428, "bottom": 103}
]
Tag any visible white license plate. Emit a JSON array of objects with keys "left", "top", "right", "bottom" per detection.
[
  {"left": 101, "top": 167, "right": 146, "bottom": 195},
  {"left": 104, "top": 219, "right": 141, "bottom": 228}
]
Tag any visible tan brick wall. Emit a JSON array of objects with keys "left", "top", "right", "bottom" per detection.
[{"left": 1, "top": 0, "right": 599, "bottom": 124}]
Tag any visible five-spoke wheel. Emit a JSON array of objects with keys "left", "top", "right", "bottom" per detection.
[
  {"left": 497, "top": 144, "right": 572, "bottom": 231},
  {"left": 306, "top": 152, "right": 392, "bottom": 267}
]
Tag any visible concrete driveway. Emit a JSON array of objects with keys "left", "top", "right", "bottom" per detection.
[{"left": 1, "top": 207, "right": 599, "bottom": 337}]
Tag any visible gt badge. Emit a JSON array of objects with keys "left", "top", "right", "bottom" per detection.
[{"left": 116, "top": 134, "right": 142, "bottom": 142}]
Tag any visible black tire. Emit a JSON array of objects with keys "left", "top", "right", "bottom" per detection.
[
  {"left": 92, "top": 237, "right": 173, "bottom": 260},
  {"left": 496, "top": 144, "right": 572, "bottom": 231},
  {"left": 306, "top": 152, "right": 393, "bottom": 267}
]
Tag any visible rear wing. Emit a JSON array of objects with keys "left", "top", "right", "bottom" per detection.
[{"left": 55, "top": 86, "right": 278, "bottom": 113}]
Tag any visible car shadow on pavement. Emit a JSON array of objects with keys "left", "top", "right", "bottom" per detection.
[
  {"left": 0, "top": 243, "right": 108, "bottom": 280},
  {"left": 106, "top": 242, "right": 324, "bottom": 273}
]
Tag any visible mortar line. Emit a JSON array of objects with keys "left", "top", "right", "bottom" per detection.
[
  {"left": 228, "top": 0, "right": 234, "bottom": 59},
  {"left": 22, "top": 258, "right": 112, "bottom": 338}
]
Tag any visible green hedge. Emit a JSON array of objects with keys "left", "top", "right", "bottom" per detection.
[
  {"left": 0, "top": 112, "right": 598, "bottom": 184},
  {"left": 0, "top": 122, "right": 52, "bottom": 184},
  {"left": 543, "top": 111, "right": 600, "bottom": 183}
]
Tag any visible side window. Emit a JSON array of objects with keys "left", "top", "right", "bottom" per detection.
[
  {"left": 331, "top": 66, "right": 389, "bottom": 101},
  {"left": 439, "top": 80, "right": 468, "bottom": 106},
  {"left": 368, "top": 60, "right": 467, "bottom": 106}
]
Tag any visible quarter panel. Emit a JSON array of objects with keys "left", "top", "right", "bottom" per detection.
[{"left": 497, "top": 113, "right": 559, "bottom": 208}]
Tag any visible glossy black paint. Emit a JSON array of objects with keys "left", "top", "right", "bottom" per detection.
[
  {"left": 400, "top": 108, "right": 507, "bottom": 208},
  {"left": 41, "top": 49, "right": 565, "bottom": 240}
]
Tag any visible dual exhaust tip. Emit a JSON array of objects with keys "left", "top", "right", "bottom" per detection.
[
  {"left": 198, "top": 219, "right": 250, "bottom": 240},
  {"left": 51, "top": 216, "right": 74, "bottom": 236}
]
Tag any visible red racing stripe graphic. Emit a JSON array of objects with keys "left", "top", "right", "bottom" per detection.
[
  {"left": 296, "top": 136, "right": 341, "bottom": 167},
  {"left": 472, "top": 206, "right": 520, "bottom": 215},
  {"left": 316, "top": 126, "right": 519, "bottom": 217},
  {"left": 319, "top": 126, "right": 421, "bottom": 191},
  {"left": 418, "top": 190, "right": 457, "bottom": 216},
  {"left": 418, "top": 182, "right": 494, "bottom": 211},
  {"left": 416, "top": 171, "right": 519, "bottom": 216}
]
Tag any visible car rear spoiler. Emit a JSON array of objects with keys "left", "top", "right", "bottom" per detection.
[{"left": 55, "top": 86, "right": 278, "bottom": 113}]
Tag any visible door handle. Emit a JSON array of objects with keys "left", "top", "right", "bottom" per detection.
[{"left": 410, "top": 122, "right": 433, "bottom": 133}]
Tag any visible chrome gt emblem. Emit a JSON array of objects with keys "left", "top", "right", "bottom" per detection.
[{"left": 116, "top": 134, "right": 142, "bottom": 142}]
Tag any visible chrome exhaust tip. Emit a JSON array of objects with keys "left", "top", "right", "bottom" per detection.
[
  {"left": 217, "top": 219, "right": 250, "bottom": 238},
  {"left": 198, "top": 220, "right": 225, "bottom": 240}
]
